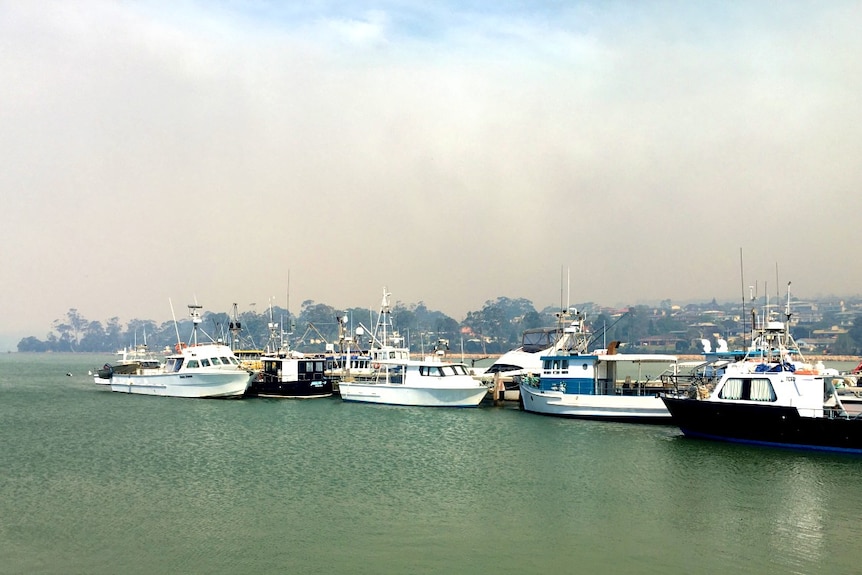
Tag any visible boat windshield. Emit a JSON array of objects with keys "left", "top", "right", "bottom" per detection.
[
  {"left": 165, "top": 357, "right": 184, "bottom": 372},
  {"left": 420, "top": 364, "right": 470, "bottom": 376},
  {"left": 522, "top": 328, "right": 560, "bottom": 353}
]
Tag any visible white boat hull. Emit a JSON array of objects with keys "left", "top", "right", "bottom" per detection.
[
  {"left": 519, "top": 384, "right": 671, "bottom": 421},
  {"left": 110, "top": 371, "right": 252, "bottom": 398},
  {"left": 339, "top": 382, "right": 488, "bottom": 407}
]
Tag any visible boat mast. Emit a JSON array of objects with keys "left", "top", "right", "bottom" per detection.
[
  {"left": 187, "top": 304, "right": 203, "bottom": 346},
  {"left": 265, "top": 299, "right": 279, "bottom": 354},
  {"left": 170, "top": 298, "right": 182, "bottom": 346},
  {"left": 381, "top": 288, "right": 390, "bottom": 347},
  {"left": 739, "top": 248, "right": 747, "bottom": 350},
  {"left": 229, "top": 303, "right": 243, "bottom": 351}
]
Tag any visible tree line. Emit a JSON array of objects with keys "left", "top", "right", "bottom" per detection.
[
  {"left": 18, "top": 297, "right": 584, "bottom": 355},
  {"left": 16, "top": 296, "right": 862, "bottom": 356}
]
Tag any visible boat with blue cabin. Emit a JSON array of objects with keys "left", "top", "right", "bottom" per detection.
[
  {"left": 519, "top": 311, "right": 680, "bottom": 423},
  {"left": 482, "top": 310, "right": 587, "bottom": 399}
]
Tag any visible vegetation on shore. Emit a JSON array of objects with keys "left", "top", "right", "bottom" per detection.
[{"left": 16, "top": 295, "right": 862, "bottom": 357}]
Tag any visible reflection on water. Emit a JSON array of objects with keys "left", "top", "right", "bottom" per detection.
[{"left": 2, "top": 353, "right": 862, "bottom": 575}]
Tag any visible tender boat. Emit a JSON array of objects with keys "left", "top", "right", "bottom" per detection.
[
  {"left": 92, "top": 343, "right": 162, "bottom": 386},
  {"left": 339, "top": 356, "right": 490, "bottom": 407},
  {"left": 518, "top": 313, "right": 680, "bottom": 422},
  {"left": 108, "top": 304, "right": 255, "bottom": 398},
  {"left": 661, "top": 291, "right": 862, "bottom": 453}
]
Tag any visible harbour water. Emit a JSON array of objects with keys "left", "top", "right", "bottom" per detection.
[{"left": 2, "top": 353, "right": 861, "bottom": 574}]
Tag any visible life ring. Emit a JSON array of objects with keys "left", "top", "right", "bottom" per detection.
[{"left": 373, "top": 363, "right": 380, "bottom": 369}]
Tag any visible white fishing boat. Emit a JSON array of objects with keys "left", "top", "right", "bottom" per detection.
[
  {"left": 108, "top": 304, "right": 255, "bottom": 398},
  {"left": 519, "top": 312, "right": 680, "bottom": 422},
  {"left": 339, "top": 356, "right": 490, "bottom": 407},
  {"left": 365, "top": 287, "right": 411, "bottom": 365},
  {"left": 337, "top": 288, "right": 488, "bottom": 406},
  {"left": 324, "top": 315, "right": 374, "bottom": 383},
  {"left": 326, "top": 287, "right": 412, "bottom": 391}
]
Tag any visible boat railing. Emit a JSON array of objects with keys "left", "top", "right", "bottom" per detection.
[
  {"left": 658, "top": 373, "right": 719, "bottom": 399},
  {"left": 615, "top": 377, "right": 683, "bottom": 396},
  {"left": 660, "top": 372, "right": 721, "bottom": 387},
  {"left": 616, "top": 383, "right": 678, "bottom": 397}
]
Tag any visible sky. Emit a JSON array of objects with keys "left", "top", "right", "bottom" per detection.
[{"left": 2, "top": 1, "right": 861, "bottom": 349}]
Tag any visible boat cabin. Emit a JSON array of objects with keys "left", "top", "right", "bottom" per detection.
[
  {"left": 370, "top": 346, "right": 410, "bottom": 363},
  {"left": 326, "top": 353, "right": 372, "bottom": 373},
  {"left": 709, "top": 363, "right": 839, "bottom": 418},
  {"left": 533, "top": 353, "right": 679, "bottom": 396},
  {"left": 371, "top": 360, "right": 474, "bottom": 386},
  {"left": 163, "top": 350, "right": 242, "bottom": 372},
  {"left": 262, "top": 357, "right": 326, "bottom": 384}
]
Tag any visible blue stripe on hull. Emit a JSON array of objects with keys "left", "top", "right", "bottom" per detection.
[{"left": 679, "top": 429, "right": 862, "bottom": 455}]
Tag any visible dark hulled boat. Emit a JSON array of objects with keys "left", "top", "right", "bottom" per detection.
[
  {"left": 245, "top": 353, "right": 332, "bottom": 399},
  {"left": 662, "top": 293, "right": 862, "bottom": 454},
  {"left": 243, "top": 305, "right": 333, "bottom": 399},
  {"left": 662, "top": 395, "right": 862, "bottom": 453}
]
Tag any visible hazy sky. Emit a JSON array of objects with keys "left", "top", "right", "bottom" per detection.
[{"left": 2, "top": 1, "right": 861, "bottom": 348}]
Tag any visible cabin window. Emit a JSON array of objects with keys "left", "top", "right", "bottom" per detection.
[
  {"left": 749, "top": 379, "right": 777, "bottom": 402},
  {"left": 542, "top": 359, "right": 568, "bottom": 374},
  {"left": 220, "top": 357, "right": 230, "bottom": 364},
  {"left": 718, "top": 377, "right": 776, "bottom": 402},
  {"left": 719, "top": 378, "right": 743, "bottom": 399},
  {"left": 187, "top": 359, "right": 200, "bottom": 369},
  {"left": 200, "top": 358, "right": 211, "bottom": 367},
  {"left": 420, "top": 366, "right": 443, "bottom": 377},
  {"left": 210, "top": 357, "right": 222, "bottom": 365},
  {"left": 228, "top": 357, "right": 239, "bottom": 365}
]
